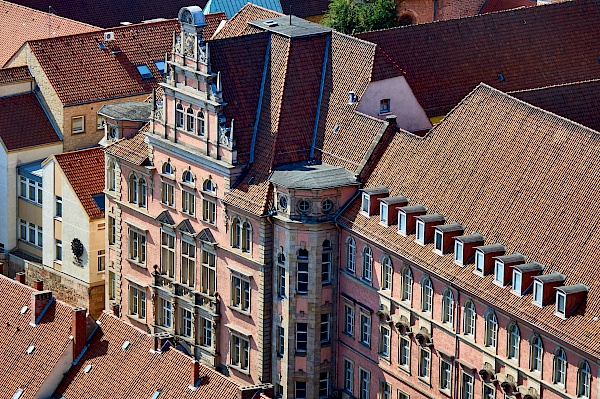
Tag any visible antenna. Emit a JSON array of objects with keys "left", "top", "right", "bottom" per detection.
[{"left": 289, "top": 5, "right": 292, "bottom": 25}]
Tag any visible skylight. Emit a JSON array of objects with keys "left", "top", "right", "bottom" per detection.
[
  {"left": 154, "top": 60, "right": 166, "bottom": 75},
  {"left": 122, "top": 341, "right": 130, "bottom": 350},
  {"left": 136, "top": 65, "right": 153, "bottom": 79},
  {"left": 11, "top": 389, "right": 23, "bottom": 399},
  {"left": 84, "top": 364, "right": 92, "bottom": 373},
  {"left": 150, "top": 390, "right": 162, "bottom": 399},
  {"left": 20, "top": 306, "right": 28, "bottom": 314},
  {"left": 26, "top": 345, "right": 35, "bottom": 355}
]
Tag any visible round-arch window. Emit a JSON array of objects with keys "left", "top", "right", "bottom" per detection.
[
  {"left": 278, "top": 195, "right": 288, "bottom": 211},
  {"left": 322, "top": 199, "right": 334, "bottom": 213},
  {"left": 297, "top": 199, "right": 311, "bottom": 214}
]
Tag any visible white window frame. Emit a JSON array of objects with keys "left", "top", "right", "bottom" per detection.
[
  {"left": 344, "top": 305, "right": 355, "bottom": 336},
  {"left": 380, "top": 202, "right": 388, "bottom": 225},
  {"left": 380, "top": 380, "right": 392, "bottom": 399},
  {"left": 556, "top": 291, "right": 566, "bottom": 317},
  {"left": 320, "top": 313, "right": 331, "bottom": 343},
  {"left": 399, "top": 335, "right": 411, "bottom": 369},
  {"left": 442, "top": 289, "right": 454, "bottom": 326},
  {"left": 160, "top": 230, "right": 175, "bottom": 277},
  {"left": 360, "top": 312, "right": 371, "bottom": 346},
  {"left": 72, "top": 115, "right": 84, "bottom": 134},
  {"left": 362, "top": 246, "right": 373, "bottom": 283},
  {"left": 231, "top": 274, "right": 251, "bottom": 312},
  {"left": 181, "top": 308, "right": 193, "bottom": 338},
  {"left": 578, "top": 362, "right": 591, "bottom": 399},
  {"left": 494, "top": 260, "right": 504, "bottom": 285},
  {"left": 454, "top": 240, "right": 464, "bottom": 265},
  {"left": 200, "top": 317, "right": 213, "bottom": 348},
  {"left": 419, "top": 347, "right": 431, "bottom": 380},
  {"left": 402, "top": 267, "right": 413, "bottom": 302},
  {"left": 398, "top": 211, "right": 407, "bottom": 235},
  {"left": 512, "top": 269, "right": 522, "bottom": 295},
  {"left": 182, "top": 190, "right": 195, "bottom": 216},
  {"left": 361, "top": 193, "right": 370, "bottom": 214},
  {"left": 381, "top": 256, "right": 392, "bottom": 291},
  {"left": 507, "top": 323, "right": 520, "bottom": 361},
  {"left": 359, "top": 368, "right": 370, "bottom": 399},
  {"left": 464, "top": 301, "right": 476, "bottom": 337},
  {"left": 553, "top": 348, "right": 567, "bottom": 386},
  {"left": 201, "top": 250, "right": 216, "bottom": 295},
  {"left": 344, "top": 358, "right": 354, "bottom": 393},
  {"left": 439, "top": 358, "right": 452, "bottom": 392},
  {"left": 230, "top": 333, "right": 250, "bottom": 370},
  {"left": 533, "top": 280, "right": 543, "bottom": 306},
  {"left": 128, "top": 283, "right": 146, "bottom": 319},
  {"left": 322, "top": 241, "right": 332, "bottom": 284},
  {"left": 55, "top": 196, "right": 63, "bottom": 218},
  {"left": 160, "top": 297, "right": 172, "bottom": 328},
  {"left": 347, "top": 237, "right": 356, "bottom": 273},
  {"left": 434, "top": 230, "right": 443, "bottom": 253},
  {"left": 202, "top": 197, "right": 216, "bottom": 224},
  {"left": 379, "top": 324, "right": 391, "bottom": 358},
  {"left": 296, "top": 323, "right": 308, "bottom": 352},
  {"left": 421, "top": 278, "right": 433, "bottom": 313},
  {"left": 415, "top": 220, "right": 425, "bottom": 244},
  {"left": 530, "top": 335, "right": 543, "bottom": 373},
  {"left": 461, "top": 372, "right": 474, "bottom": 399},
  {"left": 161, "top": 181, "right": 175, "bottom": 207},
  {"left": 181, "top": 240, "right": 196, "bottom": 287},
  {"left": 484, "top": 311, "right": 498, "bottom": 348}
]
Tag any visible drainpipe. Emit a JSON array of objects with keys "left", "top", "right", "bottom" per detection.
[
  {"left": 433, "top": 0, "right": 438, "bottom": 21},
  {"left": 453, "top": 282, "right": 460, "bottom": 399}
]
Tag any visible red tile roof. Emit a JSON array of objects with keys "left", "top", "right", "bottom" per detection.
[
  {"left": 0, "top": 275, "right": 74, "bottom": 399},
  {"left": 0, "top": 65, "right": 32, "bottom": 84},
  {"left": 340, "top": 83, "right": 600, "bottom": 357},
  {"left": 104, "top": 133, "right": 150, "bottom": 166},
  {"left": 28, "top": 20, "right": 179, "bottom": 106},
  {"left": 0, "top": 92, "right": 61, "bottom": 151},
  {"left": 479, "top": 0, "right": 535, "bottom": 13},
  {"left": 212, "top": 3, "right": 283, "bottom": 40},
  {"left": 54, "top": 147, "right": 105, "bottom": 219},
  {"left": 356, "top": 0, "right": 600, "bottom": 117},
  {"left": 0, "top": 0, "right": 98, "bottom": 67},
  {"left": 55, "top": 312, "right": 241, "bottom": 399},
  {"left": 203, "top": 12, "right": 228, "bottom": 40},
  {"left": 508, "top": 79, "right": 600, "bottom": 132}
]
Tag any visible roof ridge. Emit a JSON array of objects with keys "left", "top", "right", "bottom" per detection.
[
  {"left": 232, "top": 2, "right": 284, "bottom": 20},
  {"left": 507, "top": 78, "right": 600, "bottom": 94}
]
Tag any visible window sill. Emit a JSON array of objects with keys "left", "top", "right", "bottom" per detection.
[
  {"left": 418, "top": 377, "right": 431, "bottom": 387},
  {"left": 342, "top": 332, "right": 354, "bottom": 340},
  {"left": 53, "top": 260, "right": 62, "bottom": 266},
  {"left": 320, "top": 341, "right": 332, "bottom": 347},
  {"left": 127, "top": 314, "right": 146, "bottom": 324},
  {"left": 378, "top": 355, "right": 391, "bottom": 365},
  {"left": 19, "top": 197, "right": 42, "bottom": 207},
  {"left": 295, "top": 351, "right": 307, "bottom": 357},
  {"left": 228, "top": 305, "right": 251, "bottom": 317},
  {"left": 228, "top": 364, "right": 250, "bottom": 375},
  {"left": 322, "top": 282, "right": 332, "bottom": 287},
  {"left": 180, "top": 181, "right": 196, "bottom": 190},
  {"left": 359, "top": 341, "right": 371, "bottom": 349},
  {"left": 54, "top": 216, "right": 62, "bottom": 221},
  {"left": 439, "top": 388, "right": 452, "bottom": 397},
  {"left": 160, "top": 202, "right": 175, "bottom": 209},
  {"left": 398, "top": 365, "right": 411, "bottom": 376},
  {"left": 72, "top": 130, "right": 85, "bottom": 135},
  {"left": 127, "top": 259, "right": 147, "bottom": 269}
]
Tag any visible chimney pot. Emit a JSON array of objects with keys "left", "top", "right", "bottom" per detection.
[
  {"left": 33, "top": 279, "right": 43, "bottom": 291},
  {"left": 72, "top": 308, "right": 87, "bottom": 362},
  {"left": 31, "top": 290, "right": 53, "bottom": 325},
  {"left": 16, "top": 272, "right": 25, "bottom": 284},
  {"left": 386, "top": 114, "right": 398, "bottom": 126}
]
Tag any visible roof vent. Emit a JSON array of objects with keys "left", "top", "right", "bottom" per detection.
[
  {"left": 20, "top": 306, "right": 28, "bottom": 315},
  {"left": 263, "top": 19, "right": 278, "bottom": 27},
  {"left": 497, "top": 73, "right": 505, "bottom": 82},
  {"left": 348, "top": 91, "right": 357, "bottom": 104},
  {"left": 26, "top": 345, "right": 35, "bottom": 355},
  {"left": 104, "top": 32, "right": 115, "bottom": 41},
  {"left": 84, "top": 364, "right": 92, "bottom": 373},
  {"left": 122, "top": 341, "right": 131, "bottom": 350}
]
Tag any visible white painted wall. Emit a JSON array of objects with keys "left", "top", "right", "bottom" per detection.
[
  {"left": 0, "top": 81, "right": 32, "bottom": 97},
  {"left": 355, "top": 75, "right": 432, "bottom": 132}
]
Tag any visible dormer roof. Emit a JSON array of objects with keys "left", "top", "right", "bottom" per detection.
[
  {"left": 269, "top": 161, "right": 357, "bottom": 190},
  {"left": 513, "top": 262, "right": 544, "bottom": 274},
  {"left": 534, "top": 272, "right": 566, "bottom": 284},
  {"left": 399, "top": 204, "right": 427, "bottom": 214},
  {"left": 474, "top": 243, "right": 506, "bottom": 254},
  {"left": 380, "top": 195, "right": 408, "bottom": 205},
  {"left": 456, "top": 233, "right": 485, "bottom": 244},
  {"left": 494, "top": 253, "right": 526, "bottom": 264},
  {"left": 556, "top": 283, "right": 589, "bottom": 295},
  {"left": 363, "top": 185, "right": 389, "bottom": 195},
  {"left": 435, "top": 222, "right": 464, "bottom": 233},
  {"left": 417, "top": 213, "right": 445, "bottom": 224}
]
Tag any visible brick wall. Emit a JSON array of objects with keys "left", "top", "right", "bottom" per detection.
[{"left": 394, "top": 0, "right": 487, "bottom": 23}]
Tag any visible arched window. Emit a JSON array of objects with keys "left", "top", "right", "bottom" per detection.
[
  {"left": 484, "top": 311, "right": 498, "bottom": 348},
  {"left": 107, "top": 160, "right": 116, "bottom": 191},
  {"left": 186, "top": 106, "right": 194, "bottom": 132},
  {"left": 182, "top": 170, "right": 194, "bottom": 184},
  {"left": 530, "top": 335, "right": 543, "bottom": 372},
  {"left": 176, "top": 103, "right": 184, "bottom": 128},
  {"left": 402, "top": 267, "right": 413, "bottom": 301},
  {"left": 231, "top": 218, "right": 241, "bottom": 249},
  {"left": 242, "top": 221, "right": 251, "bottom": 253},
  {"left": 553, "top": 348, "right": 567, "bottom": 385},
  {"left": 381, "top": 256, "right": 392, "bottom": 291},
  {"left": 421, "top": 277, "right": 433, "bottom": 313},
  {"left": 362, "top": 246, "right": 373, "bottom": 283},
  {"left": 507, "top": 323, "right": 520, "bottom": 360},
  {"left": 197, "top": 110, "right": 205, "bottom": 136},
  {"left": 203, "top": 178, "right": 215, "bottom": 193},
  {"left": 464, "top": 301, "right": 476, "bottom": 336},
  {"left": 346, "top": 237, "right": 356, "bottom": 273},
  {"left": 162, "top": 161, "right": 174, "bottom": 176},
  {"left": 441, "top": 289, "right": 454, "bottom": 325},
  {"left": 129, "top": 175, "right": 138, "bottom": 203},
  {"left": 138, "top": 178, "right": 147, "bottom": 208},
  {"left": 577, "top": 361, "right": 591, "bottom": 398}
]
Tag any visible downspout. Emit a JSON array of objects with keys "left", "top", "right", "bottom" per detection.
[
  {"left": 309, "top": 33, "right": 331, "bottom": 158},
  {"left": 433, "top": 0, "right": 438, "bottom": 21},
  {"left": 250, "top": 35, "right": 272, "bottom": 164}
]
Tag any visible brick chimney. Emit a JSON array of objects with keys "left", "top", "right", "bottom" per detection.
[
  {"left": 32, "top": 279, "right": 43, "bottom": 291},
  {"left": 30, "top": 291, "right": 53, "bottom": 325},
  {"left": 16, "top": 272, "right": 25, "bottom": 284},
  {"left": 189, "top": 360, "right": 200, "bottom": 389},
  {"left": 110, "top": 302, "right": 120, "bottom": 317},
  {"left": 72, "top": 308, "right": 87, "bottom": 362}
]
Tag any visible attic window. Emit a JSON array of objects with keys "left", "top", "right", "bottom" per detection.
[
  {"left": 380, "top": 99, "right": 391, "bottom": 114},
  {"left": 122, "top": 341, "right": 131, "bottom": 350},
  {"left": 136, "top": 64, "right": 153, "bottom": 79},
  {"left": 151, "top": 390, "right": 162, "bottom": 399},
  {"left": 556, "top": 291, "right": 566, "bottom": 316},
  {"left": 434, "top": 230, "right": 443, "bottom": 252},
  {"left": 494, "top": 260, "right": 505, "bottom": 286},
  {"left": 474, "top": 250, "right": 484, "bottom": 274},
  {"left": 333, "top": 124, "right": 340, "bottom": 133},
  {"left": 533, "top": 280, "right": 543, "bottom": 306},
  {"left": 454, "top": 241, "right": 463, "bottom": 264},
  {"left": 154, "top": 60, "right": 166, "bottom": 75},
  {"left": 361, "top": 193, "right": 370, "bottom": 214},
  {"left": 26, "top": 345, "right": 35, "bottom": 354},
  {"left": 512, "top": 269, "right": 522, "bottom": 295},
  {"left": 349, "top": 92, "right": 357, "bottom": 104},
  {"left": 84, "top": 364, "right": 93, "bottom": 373},
  {"left": 11, "top": 389, "right": 23, "bottom": 399},
  {"left": 20, "top": 306, "right": 28, "bottom": 314},
  {"left": 398, "top": 211, "right": 407, "bottom": 235},
  {"left": 380, "top": 202, "right": 388, "bottom": 225},
  {"left": 415, "top": 220, "right": 425, "bottom": 244}
]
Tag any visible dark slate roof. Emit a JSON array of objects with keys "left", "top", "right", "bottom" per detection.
[
  {"left": 248, "top": 15, "right": 331, "bottom": 38},
  {"left": 399, "top": 204, "right": 427, "bottom": 213},
  {"left": 474, "top": 243, "right": 505, "bottom": 254},
  {"left": 363, "top": 185, "right": 389, "bottom": 195},
  {"left": 534, "top": 272, "right": 567, "bottom": 284},
  {"left": 513, "top": 262, "right": 544, "bottom": 273},
  {"left": 280, "top": 0, "right": 329, "bottom": 17},
  {"left": 269, "top": 161, "right": 357, "bottom": 189},
  {"left": 355, "top": 0, "right": 600, "bottom": 117},
  {"left": 435, "top": 222, "right": 464, "bottom": 233},
  {"left": 494, "top": 253, "right": 527, "bottom": 263},
  {"left": 509, "top": 79, "right": 600, "bottom": 132},
  {"left": 557, "top": 283, "right": 589, "bottom": 295},
  {"left": 455, "top": 233, "right": 485, "bottom": 244},
  {"left": 380, "top": 196, "right": 409, "bottom": 205},
  {"left": 479, "top": 0, "right": 535, "bottom": 14},
  {"left": 98, "top": 101, "right": 152, "bottom": 121},
  {"left": 417, "top": 213, "right": 445, "bottom": 223}
]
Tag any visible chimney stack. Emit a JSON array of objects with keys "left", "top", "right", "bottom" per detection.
[
  {"left": 15, "top": 272, "right": 25, "bottom": 284},
  {"left": 111, "top": 302, "right": 120, "bottom": 317},
  {"left": 189, "top": 360, "right": 200, "bottom": 389},
  {"left": 72, "top": 308, "right": 87, "bottom": 362},
  {"left": 33, "top": 279, "right": 44, "bottom": 291},
  {"left": 385, "top": 114, "right": 398, "bottom": 127},
  {"left": 30, "top": 291, "right": 53, "bottom": 325}
]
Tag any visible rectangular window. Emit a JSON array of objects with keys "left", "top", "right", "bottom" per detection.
[
  {"left": 28, "top": 223, "right": 35, "bottom": 244},
  {"left": 361, "top": 193, "right": 370, "bottom": 214},
  {"left": 230, "top": 334, "right": 249, "bottom": 370},
  {"left": 419, "top": 348, "right": 431, "bottom": 379},
  {"left": 533, "top": 281, "right": 543, "bottom": 305},
  {"left": 455, "top": 241, "right": 464, "bottom": 264},
  {"left": 231, "top": 275, "right": 251, "bottom": 312},
  {"left": 295, "top": 381, "right": 307, "bottom": 399},
  {"left": 320, "top": 313, "right": 331, "bottom": 343},
  {"left": 297, "top": 261, "right": 309, "bottom": 294},
  {"left": 344, "top": 359, "right": 354, "bottom": 393},
  {"left": 160, "top": 298, "right": 172, "bottom": 328},
  {"left": 483, "top": 384, "right": 495, "bottom": 399},
  {"left": 296, "top": 323, "right": 308, "bottom": 352},
  {"left": 37, "top": 225, "right": 42, "bottom": 248},
  {"left": 398, "top": 391, "right": 410, "bottom": 399},
  {"left": 461, "top": 373, "right": 474, "bottom": 399},
  {"left": 108, "top": 271, "right": 116, "bottom": 300},
  {"left": 319, "top": 372, "right": 329, "bottom": 398},
  {"left": 380, "top": 381, "right": 392, "bottom": 399},
  {"left": 19, "top": 219, "right": 26, "bottom": 240},
  {"left": 277, "top": 326, "right": 285, "bottom": 356},
  {"left": 475, "top": 250, "right": 484, "bottom": 273},
  {"left": 182, "top": 190, "right": 195, "bottom": 215},
  {"left": 380, "top": 202, "right": 388, "bottom": 225},
  {"left": 19, "top": 176, "right": 26, "bottom": 199},
  {"left": 98, "top": 250, "right": 105, "bottom": 272},
  {"left": 512, "top": 269, "right": 522, "bottom": 294},
  {"left": 72, "top": 116, "right": 84, "bottom": 134},
  {"left": 359, "top": 369, "right": 370, "bottom": 399},
  {"left": 55, "top": 239, "right": 62, "bottom": 261},
  {"left": 128, "top": 284, "right": 146, "bottom": 319},
  {"left": 434, "top": 230, "right": 443, "bottom": 252},
  {"left": 55, "top": 196, "right": 63, "bottom": 218},
  {"left": 494, "top": 260, "right": 504, "bottom": 285},
  {"left": 129, "top": 229, "right": 146, "bottom": 264},
  {"left": 321, "top": 251, "right": 332, "bottom": 284},
  {"left": 556, "top": 291, "right": 566, "bottom": 316},
  {"left": 200, "top": 317, "right": 212, "bottom": 347},
  {"left": 379, "top": 325, "right": 390, "bottom": 357},
  {"left": 440, "top": 359, "right": 452, "bottom": 391},
  {"left": 181, "top": 241, "right": 196, "bottom": 287},
  {"left": 360, "top": 313, "right": 371, "bottom": 346},
  {"left": 380, "top": 98, "right": 391, "bottom": 114},
  {"left": 202, "top": 198, "right": 216, "bottom": 224},
  {"left": 278, "top": 265, "right": 286, "bottom": 297},
  {"left": 161, "top": 182, "right": 174, "bottom": 206},
  {"left": 201, "top": 251, "right": 216, "bottom": 295},
  {"left": 108, "top": 216, "right": 116, "bottom": 245},
  {"left": 415, "top": 220, "right": 425, "bottom": 243},
  {"left": 399, "top": 336, "right": 410, "bottom": 368},
  {"left": 398, "top": 211, "right": 407, "bottom": 234},
  {"left": 97, "top": 115, "right": 105, "bottom": 129},
  {"left": 182, "top": 308, "right": 193, "bottom": 338},
  {"left": 37, "top": 182, "right": 42, "bottom": 205},
  {"left": 344, "top": 305, "right": 354, "bottom": 336}
]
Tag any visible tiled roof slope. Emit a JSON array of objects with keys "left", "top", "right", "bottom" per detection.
[
  {"left": 55, "top": 312, "right": 240, "bottom": 399},
  {"left": 6, "top": 0, "right": 209, "bottom": 28},
  {"left": 0, "top": 1, "right": 98, "bottom": 67},
  {"left": 339, "top": 84, "right": 600, "bottom": 357},
  {"left": 0, "top": 92, "right": 60, "bottom": 151},
  {"left": 54, "top": 148, "right": 105, "bottom": 219},
  {"left": 104, "top": 133, "right": 150, "bottom": 166},
  {"left": 356, "top": 0, "right": 600, "bottom": 117},
  {"left": 509, "top": 80, "right": 600, "bottom": 131},
  {"left": 0, "top": 275, "right": 73, "bottom": 399},
  {"left": 211, "top": 3, "right": 283, "bottom": 39},
  {"left": 28, "top": 20, "right": 179, "bottom": 106},
  {"left": 0, "top": 65, "right": 31, "bottom": 84},
  {"left": 203, "top": 12, "right": 228, "bottom": 40},
  {"left": 479, "top": 0, "right": 535, "bottom": 13}
]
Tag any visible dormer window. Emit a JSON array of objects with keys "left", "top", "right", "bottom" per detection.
[
  {"left": 398, "top": 211, "right": 407, "bottom": 234},
  {"left": 454, "top": 234, "right": 486, "bottom": 267},
  {"left": 415, "top": 213, "right": 445, "bottom": 245},
  {"left": 415, "top": 220, "right": 425, "bottom": 244},
  {"left": 512, "top": 269, "right": 522, "bottom": 295},
  {"left": 475, "top": 250, "right": 484, "bottom": 274},
  {"left": 554, "top": 284, "right": 588, "bottom": 319},
  {"left": 361, "top": 193, "right": 370, "bottom": 214},
  {"left": 512, "top": 262, "right": 544, "bottom": 296},
  {"left": 380, "top": 98, "right": 391, "bottom": 114},
  {"left": 361, "top": 186, "right": 389, "bottom": 216},
  {"left": 556, "top": 291, "right": 566, "bottom": 316},
  {"left": 433, "top": 222, "right": 463, "bottom": 255},
  {"left": 494, "top": 260, "right": 505, "bottom": 285},
  {"left": 434, "top": 230, "right": 443, "bottom": 252},
  {"left": 380, "top": 202, "right": 388, "bottom": 225},
  {"left": 493, "top": 253, "right": 526, "bottom": 287},
  {"left": 533, "top": 280, "right": 543, "bottom": 306},
  {"left": 454, "top": 241, "right": 463, "bottom": 263}
]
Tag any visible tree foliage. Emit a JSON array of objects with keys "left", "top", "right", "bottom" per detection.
[{"left": 323, "top": 0, "right": 399, "bottom": 34}]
